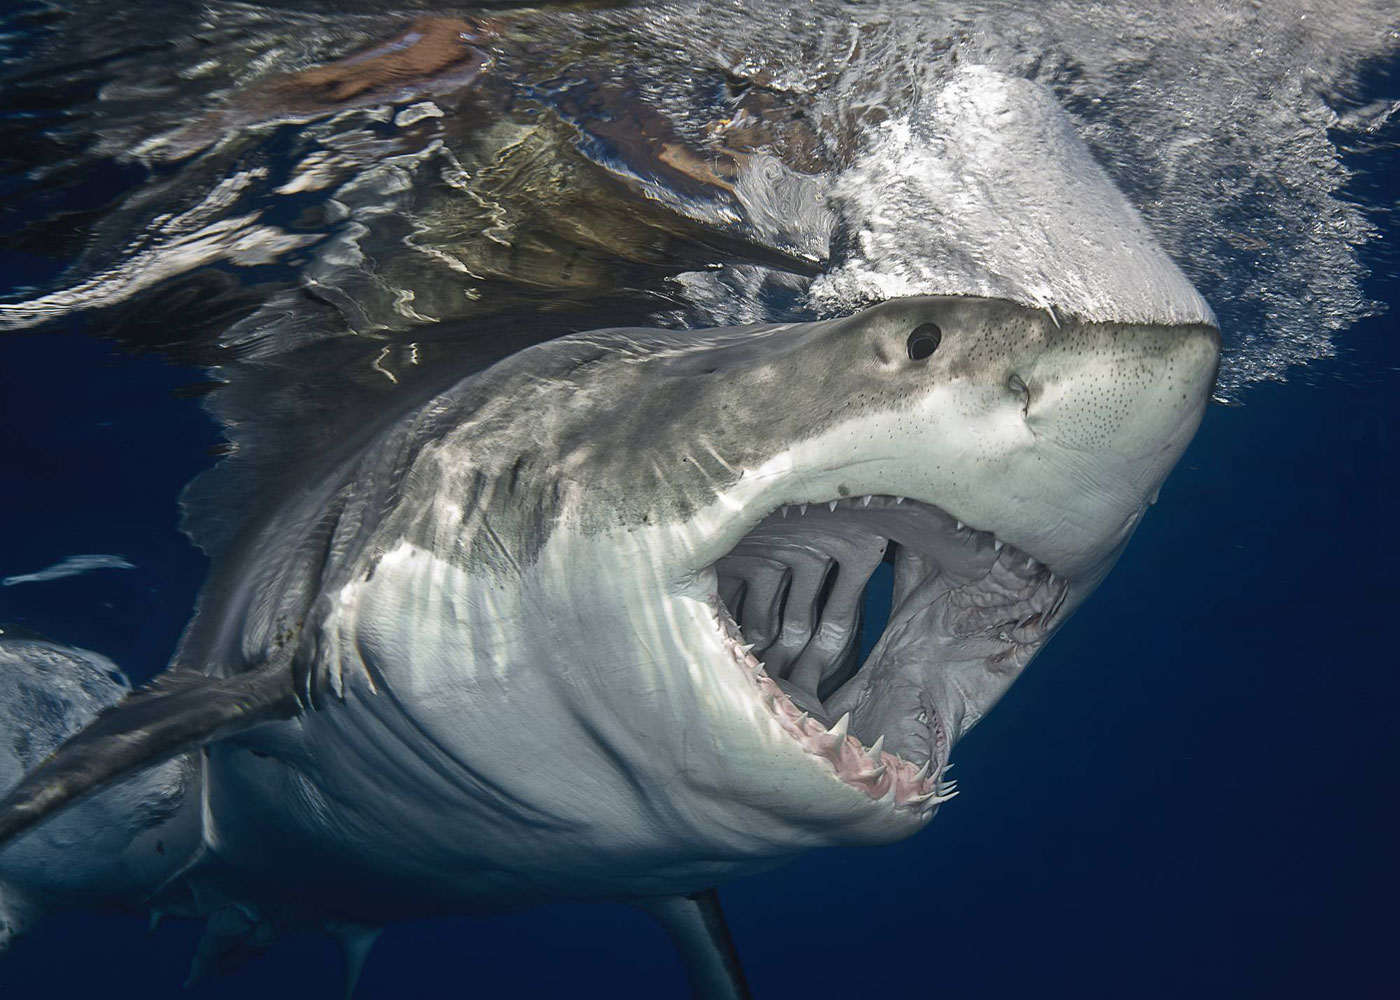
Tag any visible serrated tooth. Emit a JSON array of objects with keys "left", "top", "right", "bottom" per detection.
[
  {"left": 828, "top": 713, "right": 850, "bottom": 741},
  {"left": 862, "top": 495, "right": 872, "bottom": 507},
  {"left": 799, "top": 504, "right": 808, "bottom": 516},
  {"left": 867, "top": 735, "right": 885, "bottom": 758}
]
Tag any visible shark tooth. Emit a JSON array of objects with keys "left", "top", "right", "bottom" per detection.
[
  {"left": 827, "top": 500, "right": 838, "bottom": 512},
  {"left": 907, "top": 788, "right": 959, "bottom": 807},
  {"left": 862, "top": 495, "right": 872, "bottom": 506},
  {"left": 912, "top": 761, "right": 931, "bottom": 783},
  {"left": 799, "top": 504, "right": 808, "bottom": 516},
  {"left": 867, "top": 735, "right": 885, "bottom": 758},
  {"left": 828, "top": 713, "right": 850, "bottom": 741}
]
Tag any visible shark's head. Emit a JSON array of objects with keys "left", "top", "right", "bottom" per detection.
[{"left": 330, "top": 294, "right": 1217, "bottom": 891}]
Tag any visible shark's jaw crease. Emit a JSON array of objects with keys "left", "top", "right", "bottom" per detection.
[{"left": 701, "top": 490, "right": 1070, "bottom": 818}]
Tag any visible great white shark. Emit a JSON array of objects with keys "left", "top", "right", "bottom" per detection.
[{"left": 0, "top": 292, "right": 1219, "bottom": 995}]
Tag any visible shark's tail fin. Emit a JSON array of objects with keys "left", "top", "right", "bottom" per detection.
[{"left": 0, "top": 659, "right": 298, "bottom": 850}]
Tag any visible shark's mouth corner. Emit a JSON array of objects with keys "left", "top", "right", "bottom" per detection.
[{"left": 704, "top": 494, "right": 1069, "bottom": 818}]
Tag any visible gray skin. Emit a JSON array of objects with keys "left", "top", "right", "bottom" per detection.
[{"left": 0, "top": 295, "right": 1218, "bottom": 995}]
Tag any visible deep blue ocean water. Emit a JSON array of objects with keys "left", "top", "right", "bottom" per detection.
[{"left": 1, "top": 15, "right": 1396, "bottom": 1000}]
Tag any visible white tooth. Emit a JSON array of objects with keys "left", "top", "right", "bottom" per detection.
[
  {"left": 912, "top": 762, "right": 931, "bottom": 782},
  {"left": 828, "top": 500, "right": 838, "bottom": 512},
  {"left": 828, "top": 713, "right": 850, "bottom": 741},
  {"left": 894, "top": 496, "right": 905, "bottom": 504},
  {"left": 795, "top": 711, "right": 809, "bottom": 727},
  {"left": 740, "top": 643, "right": 755, "bottom": 653},
  {"left": 781, "top": 506, "right": 788, "bottom": 518},
  {"left": 1026, "top": 556, "right": 1036, "bottom": 570},
  {"left": 940, "top": 780, "right": 959, "bottom": 794},
  {"left": 867, "top": 735, "right": 885, "bottom": 758},
  {"left": 941, "top": 763, "right": 954, "bottom": 775},
  {"left": 799, "top": 504, "right": 808, "bottom": 516},
  {"left": 956, "top": 520, "right": 964, "bottom": 531},
  {"left": 863, "top": 763, "right": 887, "bottom": 781},
  {"left": 908, "top": 789, "right": 960, "bottom": 807},
  {"left": 861, "top": 495, "right": 872, "bottom": 507},
  {"left": 994, "top": 539, "right": 1004, "bottom": 551}
]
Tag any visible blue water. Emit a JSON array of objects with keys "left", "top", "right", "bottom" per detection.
[{"left": 1, "top": 20, "right": 1396, "bottom": 1000}]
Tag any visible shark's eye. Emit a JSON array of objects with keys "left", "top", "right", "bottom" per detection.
[{"left": 907, "top": 324, "right": 942, "bottom": 361}]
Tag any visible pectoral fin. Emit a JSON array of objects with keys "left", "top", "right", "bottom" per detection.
[
  {"left": 635, "top": 889, "right": 753, "bottom": 1000},
  {"left": 0, "top": 659, "right": 298, "bottom": 849}
]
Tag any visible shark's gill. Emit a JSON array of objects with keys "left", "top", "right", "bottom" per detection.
[{"left": 710, "top": 493, "right": 1068, "bottom": 785}]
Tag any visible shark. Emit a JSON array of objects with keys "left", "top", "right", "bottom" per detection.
[{"left": 0, "top": 291, "right": 1219, "bottom": 996}]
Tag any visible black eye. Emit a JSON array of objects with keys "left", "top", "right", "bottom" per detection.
[{"left": 907, "top": 323, "right": 942, "bottom": 361}]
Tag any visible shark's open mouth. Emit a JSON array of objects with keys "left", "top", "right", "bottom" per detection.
[{"left": 707, "top": 494, "right": 1069, "bottom": 814}]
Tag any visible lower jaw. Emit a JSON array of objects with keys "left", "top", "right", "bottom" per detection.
[{"left": 708, "top": 593, "right": 958, "bottom": 819}]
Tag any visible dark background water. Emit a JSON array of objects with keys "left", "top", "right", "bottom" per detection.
[{"left": 1, "top": 47, "right": 1397, "bottom": 1000}]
